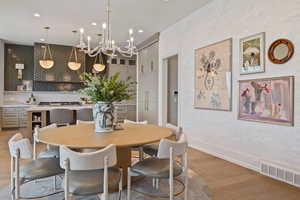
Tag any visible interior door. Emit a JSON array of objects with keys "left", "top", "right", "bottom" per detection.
[{"left": 167, "top": 55, "right": 178, "bottom": 126}]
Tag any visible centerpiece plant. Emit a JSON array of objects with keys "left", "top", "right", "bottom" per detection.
[{"left": 79, "top": 72, "right": 135, "bottom": 133}]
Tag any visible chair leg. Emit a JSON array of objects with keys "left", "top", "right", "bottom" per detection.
[
  {"left": 156, "top": 178, "right": 159, "bottom": 190},
  {"left": 127, "top": 168, "right": 131, "bottom": 200},
  {"left": 15, "top": 156, "right": 20, "bottom": 200},
  {"left": 118, "top": 168, "right": 123, "bottom": 200},
  {"left": 139, "top": 147, "right": 144, "bottom": 161},
  {"left": 10, "top": 158, "right": 15, "bottom": 200},
  {"left": 53, "top": 176, "right": 57, "bottom": 192}
]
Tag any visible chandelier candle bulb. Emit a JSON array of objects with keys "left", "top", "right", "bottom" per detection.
[{"left": 129, "top": 29, "right": 133, "bottom": 35}]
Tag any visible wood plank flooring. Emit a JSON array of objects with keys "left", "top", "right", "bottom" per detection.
[{"left": 1, "top": 129, "right": 300, "bottom": 199}]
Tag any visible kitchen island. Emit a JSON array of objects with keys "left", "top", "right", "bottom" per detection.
[{"left": 23, "top": 103, "right": 135, "bottom": 140}]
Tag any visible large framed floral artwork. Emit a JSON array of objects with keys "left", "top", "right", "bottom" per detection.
[
  {"left": 240, "top": 32, "right": 265, "bottom": 74},
  {"left": 194, "top": 39, "right": 232, "bottom": 111},
  {"left": 238, "top": 76, "right": 294, "bottom": 126}
]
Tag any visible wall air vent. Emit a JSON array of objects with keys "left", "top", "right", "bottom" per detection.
[{"left": 260, "top": 160, "right": 300, "bottom": 188}]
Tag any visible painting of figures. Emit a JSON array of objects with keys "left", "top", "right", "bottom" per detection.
[
  {"left": 194, "top": 39, "right": 232, "bottom": 111},
  {"left": 240, "top": 32, "right": 265, "bottom": 74},
  {"left": 238, "top": 76, "right": 294, "bottom": 126}
]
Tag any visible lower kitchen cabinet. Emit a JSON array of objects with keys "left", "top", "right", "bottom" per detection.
[{"left": 1, "top": 107, "right": 28, "bottom": 128}]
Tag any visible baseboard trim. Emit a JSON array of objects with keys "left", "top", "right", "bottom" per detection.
[{"left": 189, "top": 141, "right": 260, "bottom": 172}]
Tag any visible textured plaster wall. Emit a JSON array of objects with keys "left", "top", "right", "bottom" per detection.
[{"left": 159, "top": 0, "right": 300, "bottom": 170}]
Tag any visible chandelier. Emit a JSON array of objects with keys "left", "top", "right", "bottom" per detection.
[{"left": 77, "top": 0, "right": 137, "bottom": 58}]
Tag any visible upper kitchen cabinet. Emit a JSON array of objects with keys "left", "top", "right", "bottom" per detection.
[
  {"left": 108, "top": 55, "right": 137, "bottom": 104},
  {"left": 137, "top": 33, "right": 159, "bottom": 125},
  {"left": 4, "top": 44, "right": 34, "bottom": 91}
]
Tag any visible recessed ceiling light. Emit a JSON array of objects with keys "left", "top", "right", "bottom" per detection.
[
  {"left": 138, "top": 29, "right": 144, "bottom": 33},
  {"left": 91, "top": 22, "right": 97, "bottom": 26},
  {"left": 40, "top": 38, "right": 45, "bottom": 42},
  {"left": 34, "top": 13, "right": 40, "bottom": 17},
  {"left": 163, "top": 0, "right": 169, "bottom": 2}
]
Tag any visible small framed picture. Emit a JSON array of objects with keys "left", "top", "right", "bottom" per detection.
[{"left": 240, "top": 32, "right": 265, "bottom": 75}]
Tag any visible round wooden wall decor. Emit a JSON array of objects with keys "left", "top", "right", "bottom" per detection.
[{"left": 268, "top": 39, "right": 294, "bottom": 64}]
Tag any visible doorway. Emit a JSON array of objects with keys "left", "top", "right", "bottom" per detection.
[{"left": 166, "top": 55, "right": 178, "bottom": 126}]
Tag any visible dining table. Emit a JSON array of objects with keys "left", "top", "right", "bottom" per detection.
[{"left": 38, "top": 123, "right": 173, "bottom": 186}]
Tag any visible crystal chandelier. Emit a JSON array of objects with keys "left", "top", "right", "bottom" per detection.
[{"left": 77, "top": 0, "right": 137, "bottom": 58}]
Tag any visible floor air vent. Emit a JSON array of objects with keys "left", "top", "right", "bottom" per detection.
[{"left": 260, "top": 161, "right": 300, "bottom": 188}]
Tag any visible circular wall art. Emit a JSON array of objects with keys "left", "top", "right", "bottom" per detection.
[{"left": 268, "top": 39, "right": 294, "bottom": 64}]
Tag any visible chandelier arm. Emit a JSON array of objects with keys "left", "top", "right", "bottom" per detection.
[{"left": 88, "top": 48, "right": 102, "bottom": 57}]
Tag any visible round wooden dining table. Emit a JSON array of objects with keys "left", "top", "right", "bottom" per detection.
[{"left": 38, "top": 123, "right": 173, "bottom": 186}]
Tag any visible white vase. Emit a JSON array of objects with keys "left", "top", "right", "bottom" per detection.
[{"left": 93, "top": 101, "right": 114, "bottom": 133}]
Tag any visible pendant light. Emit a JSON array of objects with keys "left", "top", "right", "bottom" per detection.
[
  {"left": 93, "top": 53, "right": 105, "bottom": 72},
  {"left": 68, "top": 31, "right": 81, "bottom": 71},
  {"left": 39, "top": 27, "right": 54, "bottom": 69}
]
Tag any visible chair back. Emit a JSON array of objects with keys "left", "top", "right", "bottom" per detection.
[
  {"left": 60, "top": 144, "right": 117, "bottom": 171},
  {"left": 34, "top": 123, "right": 57, "bottom": 140},
  {"left": 49, "top": 109, "right": 74, "bottom": 125},
  {"left": 76, "top": 120, "right": 94, "bottom": 125},
  {"left": 166, "top": 124, "right": 183, "bottom": 140},
  {"left": 157, "top": 133, "right": 187, "bottom": 159},
  {"left": 8, "top": 133, "right": 33, "bottom": 159},
  {"left": 124, "top": 119, "right": 148, "bottom": 125},
  {"left": 76, "top": 108, "right": 93, "bottom": 122}
]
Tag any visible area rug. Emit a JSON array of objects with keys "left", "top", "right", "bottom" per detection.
[{"left": 0, "top": 169, "right": 212, "bottom": 200}]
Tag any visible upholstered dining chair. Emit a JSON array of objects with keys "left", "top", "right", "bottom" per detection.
[
  {"left": 8, "top": 133, "right": 64, "bottom": 200},
  {"left": 49, "top": 109, "right": 74, "bottom": 126},
  {"left": 123, "top": 119, "right": 148, "bottom": 161},
  {"left": 76, "top": 108, "right": 93, "bottom": 122},
  {"left": 143, "top": 125, "right": 183, "bottom": 157},
  {"left": 60, "top": 144, "right": 123, "bottom": 200},
  {"left": 128, "top": 133, "right": 188, "bottom": 200},
  {"left": 33, "top": 123, "right": 59, "bottom": 160}
]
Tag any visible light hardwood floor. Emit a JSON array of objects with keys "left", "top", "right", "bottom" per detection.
[{"left": 1, "top": 129, "right": 300, "bottom": 199}]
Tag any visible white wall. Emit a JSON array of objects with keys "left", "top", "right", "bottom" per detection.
[
  {"left": 0, "top": 40, "right": 4, "bottom": 106},
  {"left": 159, "top": 0, "right": 300, "bottom": 171}
]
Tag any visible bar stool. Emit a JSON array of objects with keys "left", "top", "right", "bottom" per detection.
[
  {"left": 49, "top": 109, "right": 74, "bottom": 126},
  {"left": 76, "top": 108, "right": 93, "bottom": 122}
]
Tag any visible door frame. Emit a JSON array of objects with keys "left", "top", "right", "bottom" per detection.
[{"left": 161, "top": 54, "right": 180, "bottom": 128}]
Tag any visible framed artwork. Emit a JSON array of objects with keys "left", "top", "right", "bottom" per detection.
[
  {"left": 238, "top": 76, "right": 294, "bottom": 126},
  {"left": 240, "top": 32, "right": 265, "bottom": 74},
  {"left": 194, "top": 38, "right": 232, "bottom": 111}
]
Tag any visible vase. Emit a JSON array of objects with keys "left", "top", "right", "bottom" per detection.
[{"left": 93, "top": 101, "right": 114, "bottom": 133}]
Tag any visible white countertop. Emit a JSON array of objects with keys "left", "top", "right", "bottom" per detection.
[{"left": 1, "top": 103, "right": 136, "bottom": 111}]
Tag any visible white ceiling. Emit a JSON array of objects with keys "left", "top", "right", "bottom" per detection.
[{"left": 0, "top": 0, "right": 212, "bottom": 46}]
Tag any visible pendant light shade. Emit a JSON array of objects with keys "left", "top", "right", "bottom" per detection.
[
  {"left": 39, "top": 27, "right": 55, "bottom": 69},
  {"left": 39, "top": 44, "right": 54, "bottom": 69},
  {"left": 68, "top": 62, "right": 81, "bottom": 71},
  {"left": 68, "top": 46, "right": 81, "bottom": 71},
  {"left": 93, "top": 53, "right": 105, "bottom": 72}
]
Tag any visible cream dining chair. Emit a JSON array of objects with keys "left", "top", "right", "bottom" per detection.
[
  {"left": 33, "top": 123, "right": 59, "bottom": 160},
  {"left": 60, "top": 144, "right": 123, "bottom": 200},
  {"left": 123, "top": 119, "right": 148, "bottom": 161},
  {"left": 143, "top": 125, "right": 183, "bottom": 157},
  {"left": 127, "top": 133, "right": 188, "bottom": 200},
  {"left": 8, "top": 133, "right": 64, "bottom": 200}
]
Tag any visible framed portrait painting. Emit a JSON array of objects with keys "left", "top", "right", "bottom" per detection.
[
  {"left": 240, "top": 32, "right": 265, "bottom": 74},
  {"left": 194, "top": 39, "right": 232, "bottom": 111},
  {"left": 238, "top": 76, "right": 294, "bottom": 126}
]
